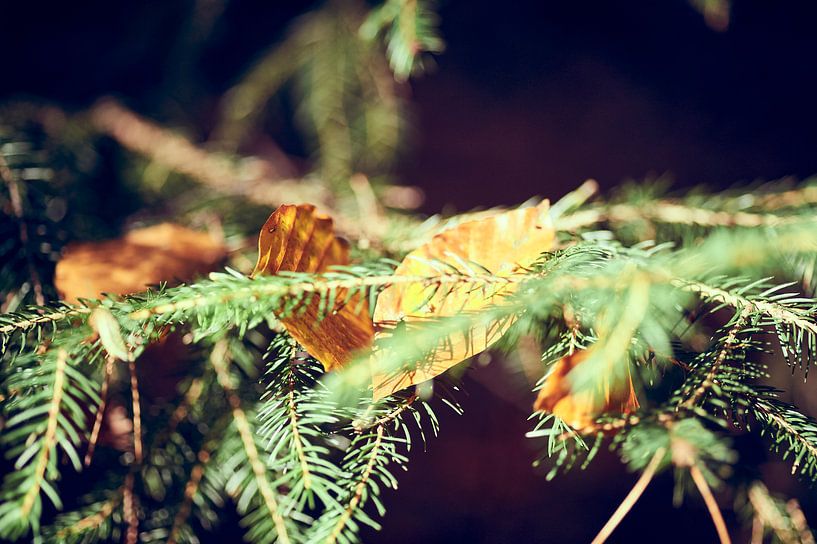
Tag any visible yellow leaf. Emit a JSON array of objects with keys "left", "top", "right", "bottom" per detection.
[
  {"left": 533, "top": 350, "right": 640, "bottom": 429},
  {"left": 372, "top": 200, "right": 555, "bottom": 399},
  {"left": 252, "top": 204, "right": 373, "bottom": 371}
]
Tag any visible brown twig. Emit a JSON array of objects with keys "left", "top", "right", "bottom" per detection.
[
  {"left": 689, "top": 463, "right": 731, "bottom": 544},
  {"left": 211, "top": 340, "right": 291, "bottom": 544},
  {"left": 167, "top": 449, "right": 211, "bottom": 544},
  {"left": 0, "top": 150, "right": 45, "bottom": 306},
  {"left": 591, "top": 447, "right": 666, "bottom": 544},
  {"left": 85, "top": 356, "right": 115, "bottom": 467},
  {"left": 123, "top": 472, "right": 139, "bottom": 544},
  {"left": 681, "top": 308, "right": 750, "bottom": 410},
  {"left": 128, "top": 359, "right": 143, "bottom": 465}
]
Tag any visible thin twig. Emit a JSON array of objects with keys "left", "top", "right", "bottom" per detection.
[
  {"left": 85, "top": 356, "right": 115, "bottom": 466},
  {"left": 0, "top": 307, "right": 90, "bottom": 336},
  {"left": 211, "top": 341, "right": 291, "bottom": 544},
  {"left": 288, "top": 354, "right": 312, "bottom": 490},
  {"left": 128, "top": 359, "right": 143, "bottom": 464},
  {"left": 167, "top": 449, "right": 210, "bottom": 544},
  {"left": 0, "top": 151, "right": 45, "bottom": 305},
  {"left": 689, "top": 463, "right": 731, "bottom": 544},
  {"left": 591, "top": 446, "right": 666, "bottom": 544},
  {"left": 681, "top": 308, "right": 750, "bottom": 409},
  {"left": 55, "top": 488, "right": 123, "bottom": 539},
  {"left": 123, "top": 472, "right": 139, "bottom": 544},
  {"left": 353, "top": 394, "right": 418, "bottom": 432},
  {"left": 327, "top": 425, "right": 385, "bottom": 544}
]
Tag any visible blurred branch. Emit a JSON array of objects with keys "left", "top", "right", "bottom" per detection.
[
  {"left": 90, "top": 99, "right": 331, "bottom": 210},
  {"left": 0, "top": 141, "right": 45, "bottom": 306}
]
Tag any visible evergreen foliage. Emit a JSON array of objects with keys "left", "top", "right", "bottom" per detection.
[{"left": 2, "top": 1, "right": 817, "bottom": 543}]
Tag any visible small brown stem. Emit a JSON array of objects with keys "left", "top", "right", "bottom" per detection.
[
  {"left": 128, "top": 360, "right": 143, "bottom": 464},
  {"left": 353, "top": 394, "right": 418, "bottom": 433},
  {"left": 689, "top": 464, "right": 731, "bottom": 544},
  {"left": 0, "top": 151, "right": 45, "bottom": 305},
  {"left": 591, "top": 447, "right": 666, "bottom": 544},
  {"left": 123, "top": 472, "right": 139, "bottom": 544},
  {"left": 167, "top": 450, "right": 210, "bottom": 544},
  {"left": 85, "top": 356, "right": 115, "bottom": 466}
]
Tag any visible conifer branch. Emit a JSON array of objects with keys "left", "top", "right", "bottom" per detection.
[
  {"left": 327, "top": 425, "right": 385, "bottom": 544},
  {"left": 0, "top": 306, "right": 89, "bottom": 341},
  {"left": 89, "top": 99, "right": 331, "bottom": 214},
  {"left": 747, "top": 482, "right": 811, "bottom": 544},
  {"left": 679, "top": 280, "right": 817, "bottom": 337},
  {"left": 680, "top": 309, "right": 750, "bottom": 409},
  {"left": 211, "top": 341, "right": 291, "bottom": 544},
  {"left": 287, "top": 369, "right": 313, "bottom": 492},
  {"left": 53, "top": 491, "right": 122, "bottom": 540},
  {"left": 20, "top": 348, "right": 67, "bottom": 518},
  {"left": 167, "top": 449, "right": 210, "bottom": 544}
]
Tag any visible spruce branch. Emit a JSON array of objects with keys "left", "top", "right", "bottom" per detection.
[
  {"left": 258, "top": 335, "right": 344, "bottom": 513},
  {"left": 0, "top": 341, "right": 101, "bottom": 540},
  {"left": 89, "top": 99, "right": 331, "bottom": 214},
  {"left": 166, "top": 449, "right": 210, "bottom": 544},
  {"left": 210, "top": 340, "right": 292, "bottom": 544},
  {"left": 747, "top": 482, "right": 815, "bottom": 544},
  {"left": 327, "top": 425, "right": 384, "bottom": 544},
  {"left": 48, "top": 488, "right": 123, "bottom": 543},
  {"left": 680, "top": 308, "right": 751, "bottom": 409},
  {"left": 21, "top": 348, "right": 68, "bottom": 519},
  {"left": 751, "top": 398, "right": 817, "bottom": 479}
]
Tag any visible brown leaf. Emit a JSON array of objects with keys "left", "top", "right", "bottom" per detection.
[
  {"left": 533, "top": 350, "right": 640, "bottom": 429},
  {"left": 372, "top": 200, "right": 555, "bottom": 399},
  {"left": 252, "top": 204, "right": 373, "bottom": 371},
  {"left": 55, "top": 223, "right": 226, "bottom": 303}
]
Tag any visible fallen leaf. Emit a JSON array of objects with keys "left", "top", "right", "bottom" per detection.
[
  {"left": 55, "top": 223, "right": 226, "bottom": 303},
  {"left": 372, "top": 200, "right": 555, "bottom": 399},
  {"left": 533, "top": 350, "right": 640, "bottom": 429},
  {"left": 252, "top": 204, "right": 374, "bottom": 371}
]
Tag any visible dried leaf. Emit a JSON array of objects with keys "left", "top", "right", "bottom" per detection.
[
  {"left": 252, "top": 204, "right": 373, "bottom": 371},
  {"left": 533, "top": 350, "right": 640, "bottom": 429},
  {"left": 372, "top": 200, "right": 555, "bottom": 399},
  {"left": 55, "top": 223, "right": 226, "bottom": 303}
]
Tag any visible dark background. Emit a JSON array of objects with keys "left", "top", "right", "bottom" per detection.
[{"left": 4, "top": 0, "right": 817, "bottom": 542}]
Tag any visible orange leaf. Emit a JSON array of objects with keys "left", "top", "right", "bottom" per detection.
[
  {"left": 55, "top": 223, "right": 226, "bottom": 303},
  {"left": 533, "top": 350, "right": 640, "bottom": 429},
  {"left": 252, "top": 204, "right": 373, "bottom": 371},
  {"left": 372, "top": 200, "right": 555, "bottom": 399}
]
